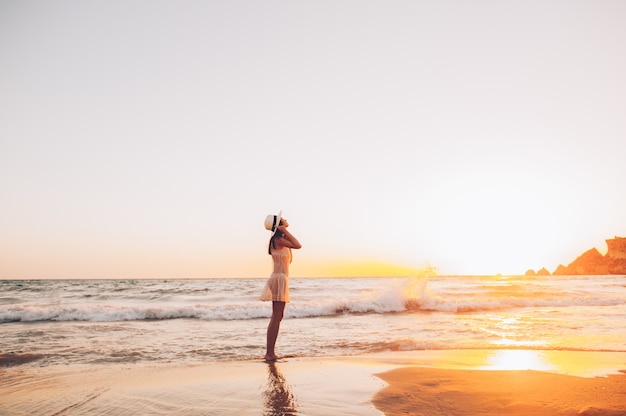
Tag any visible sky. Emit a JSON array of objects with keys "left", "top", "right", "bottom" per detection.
[{"left": 1, "top": 0, "right": 625, "bottom": 279}]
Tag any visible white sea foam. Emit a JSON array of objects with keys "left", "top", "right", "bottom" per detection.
[
  {"left": 2, "top": 276, "right": 623, "bottom": 323},
  {"left": 1, "top": 276, "right": 625, "bottom": 367},
  {"left": 0, "top": 303, "right": 269, "bottom": 323}
]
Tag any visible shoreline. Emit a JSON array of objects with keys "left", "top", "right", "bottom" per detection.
[{"left": 1, "top": 350, "right": 625, "bottom": 415}]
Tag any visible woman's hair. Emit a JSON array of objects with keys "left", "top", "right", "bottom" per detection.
[{"left": 268, "top": 230, "right": 283, "bottom": 255}]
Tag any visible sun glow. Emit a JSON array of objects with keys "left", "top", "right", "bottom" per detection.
[
  {"left": 431, "top": 171, "right": 568, "bottom": 275},
  {"left": 467, "top": 350, "right": 624, "bottom": 378},
  {"left": 404, "top": 350, "right": 626, "bottom": 378},
  {"left": 480, "top": 350, "right": 554, "bottom": 372},
  {"left": 307, "top": 260, "right": 438, "bottom": 278}
]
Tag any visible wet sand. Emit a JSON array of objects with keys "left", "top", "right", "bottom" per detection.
[
  {"left": 0, "top": 358, "right": 388, "bottom": 415},
  {"left": 1, "top": 350, "right": 625, "bottom": 415},
  {"left": 373, "top": 367, "right": 626, "bottom": 416}
]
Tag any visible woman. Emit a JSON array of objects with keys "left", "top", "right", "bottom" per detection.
[{"left": 261, "top": 213, "right": 302, "bottom": 362}]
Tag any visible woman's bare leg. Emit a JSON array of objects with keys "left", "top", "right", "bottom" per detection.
[{"left": 265, "top": 301, "right": 285, "bottom": 361}]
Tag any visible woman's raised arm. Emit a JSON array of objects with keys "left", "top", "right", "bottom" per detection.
[{"left": 276, "top": 226, "right": 302, "bottom": 249}]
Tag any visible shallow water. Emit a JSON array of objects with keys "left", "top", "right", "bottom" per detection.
[{"left": 1, "top": 275, "right": 625, "bottom": 368}]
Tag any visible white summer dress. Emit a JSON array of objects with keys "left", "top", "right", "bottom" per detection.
[{"left": 260, "top": 245, "right": 291, "bottom": 302}]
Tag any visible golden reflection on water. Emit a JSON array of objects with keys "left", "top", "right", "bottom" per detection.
[
  {"left": 479, "top": 350, "right": 554, "bottom": 371},
  {"left": 470, "top": 350, "right": 623, "bottom": 377},
  {"left": 263, "top": 362, "right": 299, "bottom": 416}
]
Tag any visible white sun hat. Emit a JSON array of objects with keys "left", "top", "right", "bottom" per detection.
[{"left": 264, "top": 211, "right": 282, "bottom": 234}]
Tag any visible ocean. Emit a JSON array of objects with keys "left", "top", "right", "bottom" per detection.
[{"left": 1, "top": 275, "right": 625, "bottom": 368}]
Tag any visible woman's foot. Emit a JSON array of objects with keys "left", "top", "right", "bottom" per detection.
[{"left": 264, "top": 354, "right": 278, "bottom": 362}]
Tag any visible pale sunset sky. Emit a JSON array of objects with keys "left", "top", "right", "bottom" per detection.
[{"left": 1, "top": 1, "right": 625, "bottom": 279}]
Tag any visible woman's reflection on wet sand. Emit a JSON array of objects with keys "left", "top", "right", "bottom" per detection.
[{"left": 263, "top": 362, "right": 299, "bottom": 415}]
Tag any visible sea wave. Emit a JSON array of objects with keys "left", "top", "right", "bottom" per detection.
[
  {"left": 1, "top": 279, "right": 623, "bottom": 323},
  {"left": 0, "top": 303, "right": 270, "bottom": 323},
  {"left": 0, "top": 352, "right": 46, "bottom": 367}
]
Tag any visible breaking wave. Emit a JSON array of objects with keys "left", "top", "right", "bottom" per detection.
[{"left": 2, "top": 277, "right": 622, "bottom": 323}]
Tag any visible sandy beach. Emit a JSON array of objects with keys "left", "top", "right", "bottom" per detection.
[
  {"left": 374, "top": 367, "right": 626, "bottom": 416},
  {"left": 2, "top": 350, "right": 625, "bottom": 415}
]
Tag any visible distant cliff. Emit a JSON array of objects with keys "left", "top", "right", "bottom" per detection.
[{"left": 526, "top": 236, "right": 626, "bottom": 276}]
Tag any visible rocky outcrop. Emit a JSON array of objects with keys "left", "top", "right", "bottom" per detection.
[
  {"left": 605, "top": 236, "right": 626, "bottom": 274},
  {"left": 553, "top": 264, "right": 568, "bottom": 275},
  {"left": 525, "top": 267, "right": 553, "bottom": 276},
  {"left": 533, "top": 236, "right": 626, "bottom": 276},
  {"left": 552, "top": 248, "right": 609, "bottom": 275}
]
